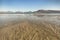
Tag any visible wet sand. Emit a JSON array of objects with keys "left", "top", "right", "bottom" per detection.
[{"left": 0, "top": 14, "right": 60, "bottom": 26}]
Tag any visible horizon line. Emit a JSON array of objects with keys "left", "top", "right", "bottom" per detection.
[{"left": 0, "top": 9, "right": 60, "bottom": 12}]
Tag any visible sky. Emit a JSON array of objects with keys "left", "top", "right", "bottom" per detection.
[{"left": 0, "top": 0, "right": 60, "bottom": 12}]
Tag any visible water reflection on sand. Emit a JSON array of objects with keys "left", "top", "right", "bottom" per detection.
[{"left": 0, "top": 14, "right": 60, "bottom": 26}]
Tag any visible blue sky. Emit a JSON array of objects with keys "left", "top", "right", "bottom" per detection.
[{"left": 0, "top": 0, "right": 60, "bottom": 12}]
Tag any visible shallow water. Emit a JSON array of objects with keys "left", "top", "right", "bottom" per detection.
[{"left": 0, "top": 14, "right": 60, "bottom": 26}]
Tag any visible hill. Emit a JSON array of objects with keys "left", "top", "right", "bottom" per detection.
[
  {"left": 0, "top": 10, "right": 60, "bottom": 14},
  {"left": 34, "top": 10, "right": 60, "bottom": 13}
]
